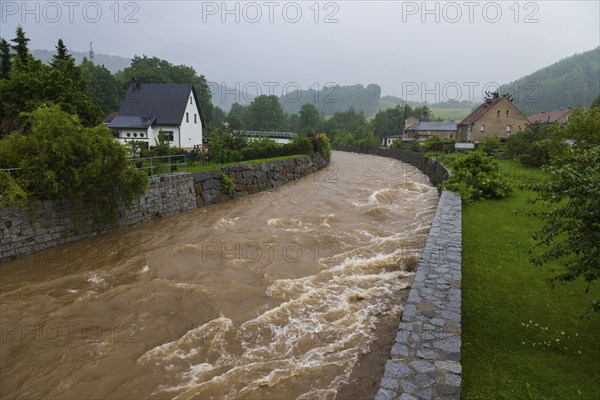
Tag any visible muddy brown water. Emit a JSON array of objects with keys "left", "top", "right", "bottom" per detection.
[{"left": 0, "top": 151, "right": 438, "bottom": 400}]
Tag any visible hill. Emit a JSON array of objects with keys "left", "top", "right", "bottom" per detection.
[
  {"left": 32, "top": 49, "right": 131, "bottom": 73},
  {"left": 498, "top": 47, "right": 599, "bottom": 115}
]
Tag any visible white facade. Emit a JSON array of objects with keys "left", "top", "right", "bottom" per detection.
[
  {"left": 179, "top": 93, "right": 203, "bottom": 148},
  {"left": 113, "top": 88, "right": 202, "bottom": 150}
]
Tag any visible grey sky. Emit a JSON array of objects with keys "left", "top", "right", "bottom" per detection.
[{"left": 1, "top": 0, "right": 599, "bottom": 103}]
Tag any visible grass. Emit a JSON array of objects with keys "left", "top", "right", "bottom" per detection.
[
  {"left": 184, "top": 154, "right": 301, "bottom": 173},
  {"left": 457, "top": 157, "right": 600, "bottom": 399},
  {"left": 429, "top": 107, "right": 472, "bottom": 122}
]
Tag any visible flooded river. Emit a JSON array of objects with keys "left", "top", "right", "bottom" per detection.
[{"left": 0, "top": 151, "right": 438, "bottom": 399}]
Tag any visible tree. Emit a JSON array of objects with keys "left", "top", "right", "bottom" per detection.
[
  {"left": 117, "top": 55, "right": 214, "bottom": 125},
  {"left": 80, "top": 58, "right": 122, "bottom": 115},
  {"left": 245, "top": 95, "right": 286, "bottom": 131},
  {"left": 0, "top": 39, "right": 11, "bottom": 79},
  {"left": 298, "top": 103, "right": 323, "bottom": 133},
  {"left": 0, "top": 30, "right": 102, "bottom": 128},
  {"left": 478, "top": 135, "right": 501, "bottom": 156},
  {"left": 11, "top": 25, "right": 30, "bottom": 63},
  {"left": 529, "top": 146, "right": 600, "bottom": 313},
  {"left": 0, "top": 104, "right": 148, "bottom": 223},
  {"left": 51, "top": 39, "right": 73, "bottom": 65}
]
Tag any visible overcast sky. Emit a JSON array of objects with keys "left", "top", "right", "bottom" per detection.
[{"left": 1, "top": 1, "right": 599, "bottom": 103}]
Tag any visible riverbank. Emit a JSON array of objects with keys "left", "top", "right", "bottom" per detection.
[{"left": 0, "top": 154, "right": 329, "bottom": 262}]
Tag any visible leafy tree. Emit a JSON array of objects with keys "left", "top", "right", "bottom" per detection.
[
  {"left": 80, "top": 58, "right": 122, "bottom": 115},
  {"left": 0, "top": 105, "right": 148, "bottom": 223},
  {"left": 373, "top": 105, "right": 404, "bottom": 138},
  {"left": 529, "top": 145, "right": 600, "bottom": 313},
  {"left": 0, "top": 30, "right": 101, "bottom": 129},
  {"left": 478, "top": 135, "right": 501, "bottom": 156},
  {"left": 117, "top": 55, "right": 214, "bottom": 124},
  {"left": 11, "top": 25, "right": 30, "bottom": 63},
  {"left": 226, "top": 102, "right": 247, "bottom": 130},
  {"left": 0, "top": 39, "right": 11, "bottom": 79},
  {"left": 421, "top": 135, "right": 445, "bottom": 153},
  {"left": 245, "top": 95, "right": 286, "bottom": 131},
  {"left": 298, "top": 103, "right": 323, "bottom": 133}
]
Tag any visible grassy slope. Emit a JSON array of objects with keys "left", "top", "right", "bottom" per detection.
[
  {"left": 460, "top": 159, "right": 600, "bottom": 399},
  {"left": 430, "top": 107, "right": 472, "bottom": 122}
]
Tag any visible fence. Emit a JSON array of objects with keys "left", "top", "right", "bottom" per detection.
[{"left": 129, "top": 154, "right": 187, "bottom": 176}]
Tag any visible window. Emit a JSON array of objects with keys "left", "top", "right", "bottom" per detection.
[
  {"left": 163, "top": 131, "right": 174, "bottom": 141},
  {"left": 506, "top": 125, "right": 512, "bottom": 132},
  {"left": 190, "top": 96, "right": 193, "bottom": 105},
  {"left": 497, "top": 110, "right": 500, "bottom": 117},
  {"left": 194, "top": 114, "right": 197, "bottom": 124},
  {"left": 140, "top": 133, "right": 144, "bottom": 138},
  {"left": 480, "top": 125, "right": 485, "bottom": 132},
  {"left": 133, "top": 132, "right": 138, "bottom": 138},
  {"left": 186, "top": 112, "right": 189, "bottom": 123},
  {"left": 126, "top": 132, "right": 131, "bottom": 137},
  {"left": 506, "top": 110, "right": 509, "bottom": 116}
]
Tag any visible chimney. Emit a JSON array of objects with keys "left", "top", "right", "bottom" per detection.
[
  {"left": 131, "top": 78, "right": 141, "bottom": 90},
  {"left": 421, "top": 111, "right": 430, "bottom": 122}
]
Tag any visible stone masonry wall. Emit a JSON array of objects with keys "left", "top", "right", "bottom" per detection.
[
  {"left": 1, "top": 155, "right": 329, "bottom": 263},
  {"left": 191, "top": 154, "right": 329, "bottom": 207},
  {"left": 0, "top": 173, "right": 197, "bottom": 263}
]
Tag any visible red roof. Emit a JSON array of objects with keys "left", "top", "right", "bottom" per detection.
[
  {"left": 527, "top": 108, "right": 572, "bottom": 124},
  {"left": 458, "top": 98, "right": 503, "bottom": 125}
]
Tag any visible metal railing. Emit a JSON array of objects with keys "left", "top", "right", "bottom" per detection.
[
  {"left": 129, "top": 154, "right": 187, "bottom": 176},
  {"left": 0, "top": 167, "right": 24, "bottom": 178}
]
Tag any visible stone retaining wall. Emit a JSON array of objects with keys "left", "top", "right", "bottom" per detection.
[
  {"left": 0, "top": 173, "right": 197, "bottom": 263},
  {"left": 1, "top": 155, "right": 329, "bottom": 263},
  {"left": 192, "top": 154, "right": 329, "bottom": 207}
]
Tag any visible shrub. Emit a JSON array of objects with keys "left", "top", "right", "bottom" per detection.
[
  {"left": 0, "top": 105, "right": 148, "bottom": 223},
  {"left": 220, "top": 173, "right": 235, "bottom": 197},
  {"left": 442, "top": 151, "right": 512, "bottom": 202},
  {"left": 478, "top": 135, "right": 501, "bottom": 156}
]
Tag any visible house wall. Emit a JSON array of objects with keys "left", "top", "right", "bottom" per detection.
[
  {"left": 404, "top": 130, "right": 457, "bottom": 139},
  {"left": 179, "top": 90, "right": 203, "bottom": 149},
  {"left": 149, "top": 125, "right": 180, "bottom": 147},
  {"left": 116, "top": 128, "right": 151, "bottom": 145},
  {"left": 464, "top": 98, "right": 528, "bottom": 142}
]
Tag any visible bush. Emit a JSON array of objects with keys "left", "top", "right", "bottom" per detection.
[
  {"left": 442, "top": 151, "right": 512, "bottom": 202},
  {"left": 478, "top": 135, "right": 501, "bottom": 156},
  {"left": 421, "top": 135, "right": 445, "bottom": 153},
  {"left": 0, "top": 105, "right": 148, "bottom": 223}
]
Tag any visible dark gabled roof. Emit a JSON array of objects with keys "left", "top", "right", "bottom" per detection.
[
  {"left": 404, "top": 122, "right": 458, "bottom": 131},
  {"left": 108, "top": 83, "right": 204, "bottom": 129},
  {"left": 527, "top": 108, "right": 573, "bottom": 124},
  {"left": 109, "top": 115, "right": 156, "bottom": 129},
  {"left": 458, "top": 97, "right": 503, "bottom": 125}
]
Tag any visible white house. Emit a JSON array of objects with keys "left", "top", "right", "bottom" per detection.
[{"left": 108, "top": 82, "right": 204, "bottom": 149}]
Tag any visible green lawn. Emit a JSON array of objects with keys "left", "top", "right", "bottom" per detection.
[
  {"left": 430, "top": 107, "right": 472, "bottom": 122},
  {"left": 460, "top": 158, "right": 600, "bottom": 399},
  {"left": 185, "top": 154, "right": 301, "bottom": 173}
]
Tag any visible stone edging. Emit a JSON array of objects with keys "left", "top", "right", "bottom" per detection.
[{"left": 375, "top": 190, "right": 462, "bottom": 400}]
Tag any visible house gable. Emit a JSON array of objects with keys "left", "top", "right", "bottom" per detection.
[
  {"left": 457, "top": 97, "right": 528, "bottom": 142},
  {"left": 108, "top": 83, "right": 204, "bottom": 149}
]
